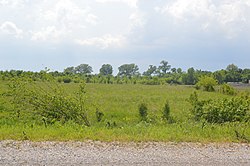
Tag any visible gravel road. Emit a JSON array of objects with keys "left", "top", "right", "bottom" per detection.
[{"left": 0, "top": 140, "right": 249, "bottom": 166}]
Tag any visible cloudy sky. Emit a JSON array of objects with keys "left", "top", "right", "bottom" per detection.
[{"left": 0, "top": 0, "right": 250, "bottom": 73}]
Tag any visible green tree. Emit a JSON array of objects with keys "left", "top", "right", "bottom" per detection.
[
  {"left": 196, "top": 76, "right": 218, "bottom": 92},
  {"left": 158, "top": 60, "right": 171, "bottom": 76},
  {"left": 64, "top": 66, "right": 75, "bottom": 75},
  {"left": 241, "top": 69, "right": 250, "bottom": 83},
  {"left": 225, "top": 64, "right": 241, "bottom": 82},
  {"left": 213, "top": 69, "right": 226, "bottom": 84},
  {"left": 118, "top": 64, "right": 140, "bottom": 77},
  {"left": 143, "top": 65, "right": 157, "bottom": 76},
  {"left": 182, "top": 67, "right": 197, "bottom": 85},
  {"left": 75, "top": 64, "right": 93, "bottom": 75},
  {"left": 99, "top": 64, "right": 113, "bottom": 76}
]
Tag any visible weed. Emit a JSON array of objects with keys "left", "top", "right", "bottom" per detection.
[
  {"left": 139, "top": 103, "right": 148, "bottom": 121},
  {"left": 96, "top": 110, "right": 104, "bottom": 122}
]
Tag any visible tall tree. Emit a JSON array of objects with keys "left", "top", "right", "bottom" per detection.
[
  {"left": 99, "top": 64, "right": 113, "bottom": 76},
  {"left": 75, "top": 64, "right": 93, "bottom": 75},
  {"left": 225, "top": 64, "right": 241, "bottom": 82},
  {"left": 158, "top": 60, "right": 171, "bottom": 76},
  {"left": 143, "top": 65, "right": 157, "bottom": 76},
  {"left": 118, "top": 64, "right": 139, "bottom": 77},
  {"left": 182, "top": 67, "right": 198, "bottom": 85},
  {"left": 64, "top": 66, "right": 75, "bottom": 75}
]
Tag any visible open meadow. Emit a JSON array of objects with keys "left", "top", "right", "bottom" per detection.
[{"left": 0, "top": 80, "right": 249, "bottom": 143}]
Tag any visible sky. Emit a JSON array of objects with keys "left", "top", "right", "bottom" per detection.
[{"left": 0, "top": 0, "right": 250, "bottom": 73}]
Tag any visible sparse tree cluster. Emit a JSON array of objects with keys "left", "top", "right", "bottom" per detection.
[{"left": 0, "top": 62, "right": 250, "bottom": 86}]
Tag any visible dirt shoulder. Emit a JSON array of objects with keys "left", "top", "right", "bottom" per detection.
[{"left": 0, "top": 140, "right": 249, "bottom": 166}]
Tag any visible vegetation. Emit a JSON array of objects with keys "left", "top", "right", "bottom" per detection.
[
  {"left": 0, "top": 61, "right": 250, "bottom": 143},
  {"left": 0, "top": 62, "right": 249, "bottom": 86}
]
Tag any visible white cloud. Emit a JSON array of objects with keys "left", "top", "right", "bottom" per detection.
[
  {"left": 155, "top": 0, "right": 250, "bottom": 39},
  {"left": 0, "top": 0, "right": 27, "bottom": 8},
  {"left": 129, "top": 11, "right": 145, "bottom": 28},
  {"left": 75, "top": 34, "right": 125, "bottom": 49},
  {"left": 31, "top": 26, "right": 64, "bottom": 42},
  {"left": 86, "top": 14, "right": 99, "bottom": 25},
  {"left": 96, "top": 0, "right": 138, "bottom": 8},
  {"left": 0, "top": 21, "right": 23, "bottom": 38}
]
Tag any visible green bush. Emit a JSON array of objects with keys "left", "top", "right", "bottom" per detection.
[
  {"left": 196, "top": 76, "right": 218, "bottom": 92},
  {"left": 189, "top": 92, "right": 250, "bottom": 123},
  {"left": 219, "top": 83, "right": 237, "bottom": 95},
  {"left": 63, "top": 77, "right": 72, "bottom": 83},
  {"left": 7, "top": 79, "right": 90, "bottom": 126},
  {"left": 162, "top": 100, "right": 175, "bottom": 123},
  {"left": 139, "top": 103, "right": 148, "bottom": 121}
]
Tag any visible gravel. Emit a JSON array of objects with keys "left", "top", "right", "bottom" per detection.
[{"left": 0, "top": 140, "right": 249, "bottom": 166}]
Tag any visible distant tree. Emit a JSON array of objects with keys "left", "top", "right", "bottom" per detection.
[
  {"left": 213, "top": 70, "right": 226, "bottom": 84},
  {"left": 143, "top": 65, "right": 157, "bottom": 76},
  {"left": 75, "top": 64, "right": 93, "bottom": 75},
  {"left": 171, "top": 68, "right": 177, "bottom": 73},
  {"left": 99, "top": 64, "right": 113, "bottom": 76},
  {"left": 158, "top": 60, "right": 171, "bottom": 76},
  {"left": 241, "top": 69, "right": 250, "bottom": 83},
  {"left": 225, "top": 64, "right": 241, "bottom": 82},
  {"left": 177, "top": 68, "right": 183, "bottom": 74},
  {"left": 182, "top": 67, "right": 197, "bottom": 85},
  {"left": 64, "top": 66, "right": 75, "bottom": 75},
  {"left": 118, "top": 64, "right": 139, "bottom": 77}
]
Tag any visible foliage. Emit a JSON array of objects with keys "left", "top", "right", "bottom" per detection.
[
  {"left": 63, "top": 77, "right": 72, "bottom": 83},
  {"left": 162, "top": 100, "right": 175, "bottom": 123},
  {"left": 158, "top": 60, "right": 171, "bottom": 76},
  {"left": 96, "top": 110, "right": 104, "bottom": 122},
  {"left": 196, "top": 76, "right": 218, "bottom": 92},
  {"left": 75, "top": 64, "right": 93, "bottom": 74},
  {"left": 6, "top": 79, "right": 90, "bottom": 126},
  {"left": 189, "top": 92, "right": 250, "bottom": 123},
  {"left": 143, "top": 65, "right": 157, "bottom": 77},
  {"left": 182, "top": 67, "right": 198, "bottom": 85},
  {"left": 139, "top": 103, "right": 148, "bottom": 121},
  {"left": 99, "top": 64, "right": 113, "bottom": 76},
  {"left": 219, "top": 83, "right": 237, "bottom": 95},
  {"left": 118, "top": 64, "right": 140, "bottom": 77}
]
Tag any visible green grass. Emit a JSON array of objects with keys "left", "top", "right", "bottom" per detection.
[{"left": 0, "top": 81, "right": 250, "bottom": 143}]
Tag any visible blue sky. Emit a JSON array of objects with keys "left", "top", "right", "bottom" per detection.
[{"left": 0, "top": 0, "right": 250, "bottom": 73}]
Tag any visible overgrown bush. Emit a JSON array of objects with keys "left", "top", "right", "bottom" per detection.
[
  {"left": 139, "top": 103, "right": 148, "bottom": 121},
  {"left": 7, "top": 79, "right": 90, "bottom": 126},
  {"left": 189, "top": 92, "right": 250, "bottom": 123},
  {"left": 162, "top": 100, "right": 175, "bottom": 123},
  {"left": 196, "top": 76, "right": 218, "bottom": 92},
  {"left": 63, "top": 77, "right": 72, "bottom": 83},
  {"left": 219, "top": 83, "right": 237, "bottom": 95}
]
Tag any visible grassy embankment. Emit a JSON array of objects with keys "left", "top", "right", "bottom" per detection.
[{"left": 0, "top": 81, "right": 249, "bottom": 142}]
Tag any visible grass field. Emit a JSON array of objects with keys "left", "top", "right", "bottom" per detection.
[{"left": 0, "top": 81, "right": 249, "bottom": 142}]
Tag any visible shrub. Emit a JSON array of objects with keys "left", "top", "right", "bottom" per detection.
[
  {"left": 196, "top": 76, "right": 218, "bottom": 92},
  {"left": 96, "top": 110, "right": 104, "bottom": 122},
  {"left": 219, "top": 83, "right": 237, "bottom": 95},
  {"left": 63, "top": 77, "right": 72, "bottom": 83},
  {"left": 139, "top": 103, "right": 148, "bottom": 121},
  {"left": 57, "top": 77, "right": 63, "bottom": 83},
  {"left": 7, "top": 79, "right": 90, "bottom": 126},
  {"left": 162, "top": 100, "right": 175, "bottom": 123},
  {"left": 189, "top": 92, "right": 250, "bottom": 123}
]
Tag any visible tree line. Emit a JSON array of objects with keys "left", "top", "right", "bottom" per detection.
[{"left": 0, "top": 61, "right": 250, "bottom": 85}]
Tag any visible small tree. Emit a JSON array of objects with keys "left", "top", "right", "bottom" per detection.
[
  {"left": 196, "top": 76, "right": 218, "bottom": 92},
  {"left": 139, "top": 103, "right": 148, "bottom": 121},
  {"left": 162, "top": 100, "right": 175, "bottom": 123}
]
